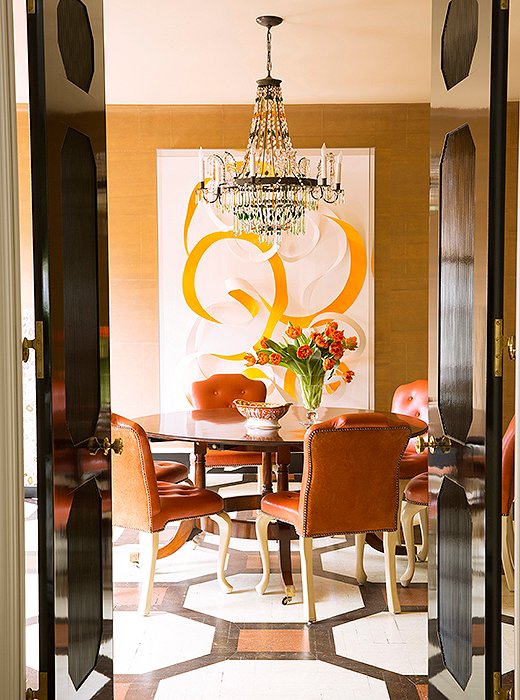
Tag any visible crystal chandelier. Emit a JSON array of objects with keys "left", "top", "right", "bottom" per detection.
[{"left": 197, "top": 15, "right": 344, "bottom": 244}]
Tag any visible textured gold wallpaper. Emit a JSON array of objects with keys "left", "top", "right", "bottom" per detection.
[{"left": 17, "top": 102, "right": 515, "bottom": 424}]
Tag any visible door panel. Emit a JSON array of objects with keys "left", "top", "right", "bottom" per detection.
[
  {"left": 27, "top": 0, "right": 112, "bottom": 697},
  {"left": 429, "top": 0, "right": 509, "bottom": 697}
]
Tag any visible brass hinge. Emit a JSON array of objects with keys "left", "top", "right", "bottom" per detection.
[
  {"left": 494, "top": 319, "right": 515, "bottom": 377},
  {"left": 27, "top": 0, "right": 35, "bottom": 14},
  {"left": 26, "top": 671, "right": 47, "bottom": 700},
  {"left": 493, "top": 671, "right": 513, "bottom": 699},
  {"left": 22, "top": 320, "right": 44, "bottom": 378}
]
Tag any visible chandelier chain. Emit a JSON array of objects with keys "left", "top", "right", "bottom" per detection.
[{"left": 266, "top": 27, "right": 272, "bottom": 76}]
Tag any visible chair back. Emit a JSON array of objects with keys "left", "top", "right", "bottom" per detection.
[
  {"left": 391, "top": 379, "right": 428, "bottom": 422},
  {"left": 300, "top": 412, "right": 412, "bottom": 537},
  {"left": 502, "top": 415, "right": 515, "bottom": 516},
  {"left": 111, "top": 414, "right": 161, "bottom": 532},
  {"left": 191, "top": 373, "right": 267, "bottom": 409},
  {"left": 391, "top": 379, "right": 428, "bottom": 471}
]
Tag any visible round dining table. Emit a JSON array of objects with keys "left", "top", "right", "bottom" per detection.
[{"left": 137, "top": 405, "right": 427, "bottom": 598}]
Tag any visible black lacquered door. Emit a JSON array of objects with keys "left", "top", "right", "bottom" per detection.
[
  {"left": 27, "top": 0, "right": 113, "bottom": 698},
  {"left": 429, "top": 0, "right": 510, "bottom": 697}
]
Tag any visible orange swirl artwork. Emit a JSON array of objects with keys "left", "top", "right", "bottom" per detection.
[{"left": 157, "top": 149, "right": 374, "bottom": 411}]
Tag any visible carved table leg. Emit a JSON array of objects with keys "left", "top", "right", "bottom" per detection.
[
  {"left": 193, "top": 442, "right": 207, "bottom": 534},
  {"left": 193, "top": 442, "right": 207, "bottom": 488},
  {"left": 261, "top": 452, "right": 273, "bottom": 495},
  {"left": 278, "top": 521, "right": 295, "bottom": 602},
  {"left": 276, "top": 446, "right": 295, "bottom": 601},
  {"left": 276, "top": 445, "right": 291, "bottom": 492}
]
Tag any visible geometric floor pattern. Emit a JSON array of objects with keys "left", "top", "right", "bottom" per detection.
[{"left": 24, "top": 467, "right": 515, "bottom": 699}]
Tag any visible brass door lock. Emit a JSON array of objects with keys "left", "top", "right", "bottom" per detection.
[
  {"left": 415, "top": 434, "right": 452, "bottom": 454},
  {"left": 88, "top": 436, "right": 124, "bottom": 456},
  {"left": 22, "top": 320, "right": 44, "bottom": 378}
]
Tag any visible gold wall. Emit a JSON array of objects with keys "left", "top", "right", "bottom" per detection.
[
  {"left": 15, "top": 101, "right": 517, "bottom": 426},
  {"left": 105, "top": 103, "right": 430, "bottom": 417}
]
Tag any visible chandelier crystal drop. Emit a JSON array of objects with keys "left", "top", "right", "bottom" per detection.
[{"left": 197, "top": 15, "right": 345, "bottom": 245}]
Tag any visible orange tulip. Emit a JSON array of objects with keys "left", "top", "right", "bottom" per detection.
[
  {"left": 343, "top": 368, "right": 355, "bottom": 383},
  {"left": 286, "top": 324, "right": 302, "bottom": 339},
  {"left": 323, "top": 357, "right": 336, "bottom": 371},
  {"left": 331, "top": 329, "right": 345, "bottom": 341},
  {"left": 329, "top": 341, "right": 345, "bottom": 358},
  {"left": 296, "top": 344, "right": 312, "bottom": 359},
  {"left": 260, "top": 337, "right": 269, "bottom": 349},
  {"left": 324, "top": 321, "right": 338, "bottom": 336},
  {"left": 257, "top": 352, "right": 269, "bottom": 365},
  {"left": 269, "top": 352, "right": 282, "bottom": 365},
  {"left": 244, "top": 353, "right": 256, "bottom": 367},
  {"left": 345, "top": 336, "right": 358, "bottom": 351},
  {"left": 314, "top": 333, "right": 329, "bottom": 349}
]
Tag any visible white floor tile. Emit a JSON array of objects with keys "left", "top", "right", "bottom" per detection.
[
  {"left": 184, "top": 572, "right": 364, "bottom": 623},
  {"left": 333, "top": 611, "right": 428, "bottom": 675},
  {"left": 114, "top": 611, "right": 214, "bottom": 674},
  {"left": 155, "top": 660, "right": 390, "bottom": 700}
]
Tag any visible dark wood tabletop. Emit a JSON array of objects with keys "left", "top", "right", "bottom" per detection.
[{"left": 137, "top": 405, "right": 427, "bottom": 449}]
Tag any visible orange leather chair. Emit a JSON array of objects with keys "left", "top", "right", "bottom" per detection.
[
  {"left": 191, "top": 374, "right": 267, "bottom": 469},
  {"left": 400, "top": 415, "right": 516, "bottom": 588},
  {"left": 391, "top": 379, "right": 428, "bottom": 481},
  {"left": 111, "top": 414, "right": 233, "bottom": 615},
  {"left": 255, "top": 412, "right": 412, "bottom": 621}
]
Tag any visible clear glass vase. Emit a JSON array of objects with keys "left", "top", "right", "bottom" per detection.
[{"left": 298, "top": 372, "right": 325, "bottom": 426}]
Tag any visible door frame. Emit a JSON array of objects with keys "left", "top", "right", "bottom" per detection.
[{"left": 0, "top": 0, "right": 26, "bottom": 698}]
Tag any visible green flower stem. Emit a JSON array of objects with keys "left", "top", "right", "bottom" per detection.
[{"left": 298, "top": 370, "right": 325, "bottom": 411}]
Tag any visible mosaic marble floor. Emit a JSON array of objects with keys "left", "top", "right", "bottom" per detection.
[{"left": 24, "top": 468, "right": 515, "bottom": 699}]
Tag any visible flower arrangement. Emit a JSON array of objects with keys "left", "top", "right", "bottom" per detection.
[{"left": 244, "top": 321, "right": 357, "bottom": 422}]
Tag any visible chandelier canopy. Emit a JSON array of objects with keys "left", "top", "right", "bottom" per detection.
[{"left": 197, "top": 16, "right": 344, "bottom": 244}]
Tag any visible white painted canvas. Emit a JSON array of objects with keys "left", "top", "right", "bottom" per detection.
[{"left": 157, "top": 148, "right": 374, "bottom": 412}]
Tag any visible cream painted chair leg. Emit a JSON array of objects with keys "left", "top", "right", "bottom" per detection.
[
  {"left": 417, "top": 505, "right": 428, "bottom": 562},
  {"left": 502, "top": 513, "right": 515, "bottom": 592},
  {"left": 209, "top": 512, "right": 233, "bottom": 593},
  {"left": 255, "top": 511, "right": 275, "bottom": 595},
  {"left": 400, "top": 501, "right": 422, "bottom": 587},
  {"left": 300, "top": 536, "right": 316, "bottom": 623},
  {"left": 383, "top": 530, "right": 401, "bottom": 614},
  {"left": 355, "top": 533, "right": 367, "bottom": 584},
  {"left": 397, "top": 478, "right": 409, "bottom": 545},
  {"left": 138, "top": 531, "right": 159, "bottom": 616}
]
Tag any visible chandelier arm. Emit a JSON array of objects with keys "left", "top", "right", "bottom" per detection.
[
  {"left": 200, "top": 188, "right": 221, "bottom": 205},
  {"left": 321, "top": 190, "right": 341, "bottom": 205}
]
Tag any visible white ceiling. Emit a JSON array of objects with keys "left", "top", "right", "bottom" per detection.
[
  {"left": 12, "top": 0, "right": 520, "bottom": 106},
  {"left": 14, "top": 0, "right": 433, "bottom": 104}
]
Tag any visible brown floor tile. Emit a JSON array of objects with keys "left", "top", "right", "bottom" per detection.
[
  {"left": 237, "top": 628, "right": 310, "bottom": 653},
  {"left": 382, "top": 585, "right": 427, "bottom": 607},
  {"left": 416, "top": 683, "right": 428, "bottom": 699}
]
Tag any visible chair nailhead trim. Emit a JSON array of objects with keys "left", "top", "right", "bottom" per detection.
[{"left": 302, "top": 425, "right": 411, "bottom": 538}]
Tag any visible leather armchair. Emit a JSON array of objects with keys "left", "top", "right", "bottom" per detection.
[
  {"left": 255, "top": 412, "right": 412, "bottom": 621},
  {"left": 111, "top": 414, "right": 233, "bottom": 615},
  {"left": 191, "top": 374, "right": 267, "bottom": 469}
]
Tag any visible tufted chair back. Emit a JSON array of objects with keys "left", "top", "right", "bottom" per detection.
[
  {"left": 502, "top": 415, "right": 515, "bottom": 516},
  {"left": 191, "top": 373, "right": 267, "bottom": 409},
  {"left": 111, "top": 414, "right": 161, "bottom": 532},
  {"left": 299, "top": 412, "right": 412, "bottom": 537},
  {"left": 391, "top": 380, "right": 428, "bottom": 477}
]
